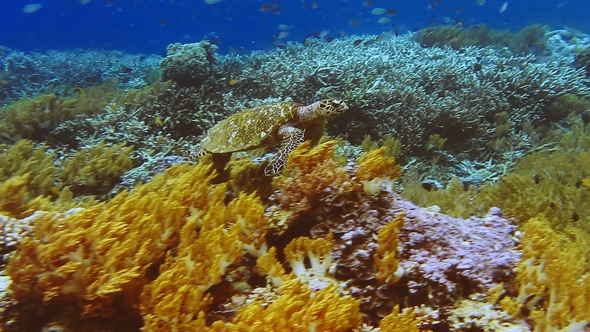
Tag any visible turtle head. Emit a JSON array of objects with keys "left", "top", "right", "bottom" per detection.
[{"left": 317, "top": 99, "right": 348, "bottom": 118}]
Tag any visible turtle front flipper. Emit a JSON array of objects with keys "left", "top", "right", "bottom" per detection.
[
  {"left": 189, "top": 146, "right": 210, "bottom": 160},
  {"left": 303, "top": 119, "right": 327, "bottom": 146},
  {"left": 264, "top": 125, "right": 305, "bottom": 176}
]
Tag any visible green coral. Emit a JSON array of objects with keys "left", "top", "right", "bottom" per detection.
[
  {"left": 58, "top": 143, "right": 134, "bottom": 197},
  {"left": 412, "top": 23, "right": 547, "bottom": 54},
  {"left": 0, "top": 83, "right": 122, "bottom": 143}
]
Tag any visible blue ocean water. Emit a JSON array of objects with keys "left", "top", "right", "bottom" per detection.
[{"left": 0, "top": 0, "right": 588, "bottom": 55}]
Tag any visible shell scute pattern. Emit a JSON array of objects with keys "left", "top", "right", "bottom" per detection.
[
  {"left": 200, "top": 102, "right": 299, "bottom": 153},
  {"left": 194, "top": 99, "right": 348, "bottom": 175}
]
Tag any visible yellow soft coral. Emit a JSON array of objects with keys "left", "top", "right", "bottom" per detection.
[
  {"left": 254, "top": 246, "right": 289, "bottom": 287},
  {"left": 284, "top": 234, "right": 334, "bottom": 277},
  {"left": 379, "top": 305, "right": 420, "bottom": 332},
  {"left": 374, "top": 213, "right": 406, "bottom": 284},
  {"left": 284, "top": 140, "right": 338, "bottom": 175},
  {"left": 500, "top": 217, "right": 590, "bottom": 331},
  {"left": 356, "top": 147, "right": 402, "bottom": 195},
  {"left": 140, "top": 182, "right": 269, "bottom": 331},
  {"left": 8, "top": 163, "right": 217, "bottom": 317},
  {"left": 215, "top": 277, "right": 361, "bottom": 331},
  {"left": 141, "top": 222, "right": 243, "bottom": 331}
]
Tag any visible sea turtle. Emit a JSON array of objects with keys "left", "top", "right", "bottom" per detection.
[{"left": 192, "top": 99, "right": 348, "bottom": 175}]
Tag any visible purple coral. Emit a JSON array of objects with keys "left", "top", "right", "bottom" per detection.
[
  {"left": 395, "top": 199, "right": 521, "bottom": 302},
  {"left": 272, "top": 183, "right": 521, "bottom": 324}
]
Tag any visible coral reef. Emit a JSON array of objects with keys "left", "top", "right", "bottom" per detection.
[
  {"left": 160, "top": 41, "right": 218, "bottom": 87},
  {"left": 0, "top": 46, "right": 161, "bottom": 105},
  {"left": 500, "top": 217, "right": 590, "bottom": 331},
  {"left": 412, "top": 24, "right": 547, "bottom": 54},
  {"left": 1, "top": 29, "right": 590, "bottom": 332}
]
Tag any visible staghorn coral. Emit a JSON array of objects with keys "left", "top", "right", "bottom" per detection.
[
  {"left": 500, "top": 217, "right": 590, "bottom": 332},
  {"left": 0, "top": 212, "right": 37, "bottom": 257}
]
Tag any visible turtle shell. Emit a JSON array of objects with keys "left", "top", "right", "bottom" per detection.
[{"left": 200, "top": 102, "right": 301, "bottom": 153}]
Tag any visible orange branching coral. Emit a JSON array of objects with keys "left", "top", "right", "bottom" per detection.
[
  {"left": 284, "top": 140, "right": 337, "bottom": 175},
  {"left": 274, "top": 140, "right": 353, "bottom": 208},
  {"left": 379, "top": 305, "right": 420, "bottom": 332},
  {"left": 214, "top": 278, "right": 362, "bottom": 331},
  {"left": 140, "top": 222, "right": 243, "bottom": 331},
  {"left": 284, "top": 234, "right": 334, "bottom": 277},
  {"left": 8, "top": 163, "right": 217, "bottom": 318},
  {"left": 374, "top": 213, "right": 406, "bottom": 284},
  {"left": 500, "top": 217, "right": 590, "bottom": 331}
]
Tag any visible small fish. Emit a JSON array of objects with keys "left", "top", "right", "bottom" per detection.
[
  {"left": 159, "top": 19, "right": 167, "bottom": 26},
  {"left": 105, "top": 0, "right": 114, "bottom": 6},
  {"left": 278, "top": 24, "right": 291, "bottom": 30},
  {"left": 311, "top": 2, "right": 319, "bottom": 9},
  {"left": 313, "top": 30, "right": 330, "bottom": 39},
  {"left": 363, "top": 39, "right": 376, "bottom": 46},
  {"left": 204, "top": 0, "right": 221, "bottom": 4},
  {"left": 455, "top": 7, "right": 463, "bottom": 14},
  {"left": 385, "top": 9, "right": 397, "bottom": 16},
  {"left": 228, "top": 79, "right": 239, "bottom": 86},
  {"left": 349, "top": 18, "right": 361, "bottom": 27},
  {"left": 260, "top": 1, "right": 279, "bottom": 13},
  {"left": 275, "top": 31, "right": 289, "bottom": 39},
  {"left": 22, "top": 3, "right": 43, "bottom": 13},
  {"left": 376, "top": 33, "right": 393, "bottom": 41},
  {"left": 499, "top": 1, "right": 508, "bottom": 13},
  {"left": 377, "top": 17, "right": 391, "bottom": 24},
  {"left": 371, "top": 8, "right": 386, "bottom": 15},
  {"left": 428, "top": 0, "right": 442, "bottom": 10},
  {"left": 80, "top": 0, "right": 92, "bottom": 4},
  {"left": 362, "top": 0, "right": 375, "bottom": 6},
  {"left": 154, "top": 117, "right": 164, "bottom": 126},
  {"left": 353, "top": 39, "right": 363, "bottom": 46},
  {"left": 476, "top": 0, "right": 485, "bottom": 5}
]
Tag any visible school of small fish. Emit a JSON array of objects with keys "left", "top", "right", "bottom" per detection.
[{"left": 18, "top": 0, "right": 521, "bottom": 51}]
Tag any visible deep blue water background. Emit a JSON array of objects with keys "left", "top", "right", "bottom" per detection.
[{"left": 0, "top": 0, "right": 588, "bottom": 55}]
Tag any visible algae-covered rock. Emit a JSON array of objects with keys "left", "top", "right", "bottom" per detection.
[{"left": 160, "top": 40, "right": 218, "bottom": 87}]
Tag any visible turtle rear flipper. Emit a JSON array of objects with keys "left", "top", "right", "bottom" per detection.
[{"left": 264, "top": 125, "right": 305, "bottom": 176}]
